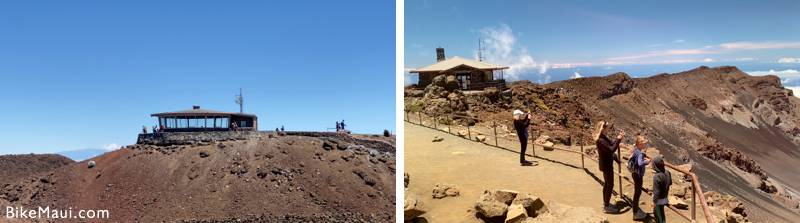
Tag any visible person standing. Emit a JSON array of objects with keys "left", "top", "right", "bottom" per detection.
[
  {"left": 652, "top": 155, "right": 672, "bottom": 223},
  {"left": 630, "top": 135, "right": 651, "bottom": 220},
  {"left": 513, "top": 109, "right": 532, "bottom": 165},
  {"left": 595, "top": 121, "right": 625, "bottom": 213}
]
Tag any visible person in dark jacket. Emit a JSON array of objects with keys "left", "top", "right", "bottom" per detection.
[
  {"left": 595, "top": 121, "right": 625, "bottom": 213},
  {"left": 652, "top": 155, "right": 672, "bottom": 223},
  {"left": 513, "top": 109, "right": 532, "bottom": 165},
  {"left": 630, "top": 135, "right": 651, "bottom": 220}
]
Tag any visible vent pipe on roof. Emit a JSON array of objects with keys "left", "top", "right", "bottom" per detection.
[
  {"left": 193, "top": 105, "right": 200, "bottom": 110},
  {"left": 436, "top": 47, "right": 445, "bottom": 62}
]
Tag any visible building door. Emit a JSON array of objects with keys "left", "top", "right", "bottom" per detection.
[{"left": 456, "top": 72, "right": 470, "bottom": 90}]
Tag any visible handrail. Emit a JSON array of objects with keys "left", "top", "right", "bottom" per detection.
[{"left": 405, "top": 109, "right": 716, "bottom": 223}]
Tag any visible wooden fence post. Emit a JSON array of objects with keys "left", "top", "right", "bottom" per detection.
[
  {"left": 692, "top": 183, "right": 697, "bottom": 221},
  {"left": 447, "top": 118, "right": 451, "bottom": 133},
  {"left": 618, "top": 141, "right": 623, "bottom": 200},
  {"left": 418, "top": 111, "right": 422, "bottom": 126},
  {"left": 433, "top": 114, "right": 438, "bottom": 129},
  {"left": 493, "top": 121, "right": 498, "bottom": 147},
  {"left": 467, "top": 124, "right": 471, "bottom": 140},
  {"left": 530, "top": 126, "right": 536, "bottom": 157}
]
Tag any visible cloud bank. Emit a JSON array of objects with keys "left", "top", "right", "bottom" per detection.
[{"left": 479, "top": 24, "right": 550, "bottom": 83}]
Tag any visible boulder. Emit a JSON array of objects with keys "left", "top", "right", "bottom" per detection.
[
  {"left": 87, "top": 161, "right": 96, "bottom": 169},
  {"left": 457, "top": 130, "right": 469, "bottom": 137},
  {"left": 725, "top": 211, "right": 746, "bottom": 223},
  {"left": 444, "top": 75, "right": 459, "bottom": 91},
  {"left": 670, "top": 182, "right": 690, "bottom": 198},
  {"left": 432, "top": 136, "right": 444, "bottom": 142},
  {"left": 534, "top": 135, "right": 555, "bottom": 150},
  {"left": 512, "top": 193, "right": 548, "bottom": 217},
  {"left": 432, "top": 183, "right": 460, "bottom": 199},
  {"left": 759, "top": 179, "right": 778, "bottom": 194},
  {"left": 505, "top": 204, "right": 527, "bottom": 223},
  {"left": 431, "top": 75, "right": 446, "bottom": 88},
  {"left": 484, "top": 87, "right": 501, "bottom": 102},
  {"left": 322, "top": 141, "right": 335, "bottom": 150},
  {"left": 475, "top": 135, "right": 487, "bottom": 142},
  {"left": 424, "top": 85, "right": 448, "bottom": 99},
  {"left": 475, "top": 190, "right": 509, "bottom": 218},
  {"left": 669, "top": 195, "right": 689, "bottom": 209},
  {"left": 405, "top": 89, "right": 425, "bottom": 97},
  {"left": 404, "top": 189, "right": 426, "bottom": 219},
  {"left": 494, "top": 190, "right": 519, "bottom": 205}
]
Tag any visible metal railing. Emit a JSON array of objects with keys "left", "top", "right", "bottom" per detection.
[{"left": 405, "top": 109, "right": 716, "bottom": 223}]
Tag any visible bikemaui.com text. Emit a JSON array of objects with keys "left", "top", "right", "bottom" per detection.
[{"left": 6, "top": 206, "right": 110, "bottom": 219}]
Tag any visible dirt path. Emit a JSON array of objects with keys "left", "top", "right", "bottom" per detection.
[{"left": 405, "top": 122, "right": 705, "bottom": 223}]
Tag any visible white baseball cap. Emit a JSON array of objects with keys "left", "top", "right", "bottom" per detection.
[{"left": 513, "top": 110, "right": 524, "bottom": 116}]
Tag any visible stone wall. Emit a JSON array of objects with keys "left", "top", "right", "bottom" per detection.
[{"left": 137, "top": 131, "right": 263, "bottom": 146}]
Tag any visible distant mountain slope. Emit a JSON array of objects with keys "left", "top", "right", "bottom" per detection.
[
  {"left": 57, "top": 148, "right": 109, "bottom": 162},
  {"left": 0, "top": 154, "right": 74, "bottom": 185}
]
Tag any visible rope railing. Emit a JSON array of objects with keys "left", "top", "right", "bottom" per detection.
[{"left": 404, "top": 109, "right": 716, "bottom": 223}]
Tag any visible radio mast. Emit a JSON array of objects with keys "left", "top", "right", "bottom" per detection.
[{"left": 235, "top": 88, "right": 243, "bottom": 113}]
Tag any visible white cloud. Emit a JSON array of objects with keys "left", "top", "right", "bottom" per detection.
[
  {"left": 673, "top": 39, "right": 686, "bottom": 43},
  {"left": 735, "top": 57, "right": 757, "bottom": 61},
  {"left": 719, "top": 41, "right": 800, "bottom": 50},
  {"left": 607, "top": 48, "right": 717, "bottom": 61},
  {"left": 551, "top": 63, "right": 592, "bottom": 68},
  {"left": 747, "top": 69, "right": 800, "bottom": 86},
  {"left": 600, "top": 41, "right": 800, "bottom": 65},
  {"left": 570, "top": 70, "right": 583, "bottom": 79},
  {"left": 538, "top": 61, "right": 549, "bottom": 74},
  {"left": 103, "top": 143, "right": 121, "bottom": 151},
  {"left": 777, "top": 57, "right": 800, "bottom": 64},
  {"left": 703, "top": 58, "right": 715, "bottom": 62},
  {"left": 479, "top": 24, "right": 549, "bottom": 83},
  {"left": 747, "top": 69, "right": 800, "bottom": 77}
]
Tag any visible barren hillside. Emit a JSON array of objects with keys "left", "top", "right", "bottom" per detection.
[
  {"left": 1, "top": 133, "right": 396, "bottom": 222},
  {"left": 0, "top": 154, "right": 74, "bottom": 185}
]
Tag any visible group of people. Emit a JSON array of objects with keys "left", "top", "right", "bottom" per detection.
[
  {"left": 512, "top": 110, "right": 672, "bottom": 222},
  {"left": 335, "top": 120, "right": 346, "bottom": 132}
]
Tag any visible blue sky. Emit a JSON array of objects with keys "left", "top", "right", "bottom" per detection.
[
  {"left": 0, "top": 1, "right": 395, "bottom": 155},
  {"left": 405, "top": 0, "right": 800, "bottom": 87}
]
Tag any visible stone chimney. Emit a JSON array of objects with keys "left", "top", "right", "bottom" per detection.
[
  {"left": 436, "top": 47, "right": 445, "bottom": 62},
  {"left": 193, "top": 105, "right": 200, "bottom": 110}
]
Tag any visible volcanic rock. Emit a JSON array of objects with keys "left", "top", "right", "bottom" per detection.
[
  {"left": 431, "top": 183, "right": 459, "bottom": 199},
  {"left": 475, "top": 190, "right": 510, "bottom": 218}
]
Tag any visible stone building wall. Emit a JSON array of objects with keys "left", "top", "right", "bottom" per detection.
[{"left": 136, "top": 131, "right": 263, "bottom": 145}]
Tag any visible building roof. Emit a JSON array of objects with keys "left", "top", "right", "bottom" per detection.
[
  {"left": 410, "top": 56, "right": 509, "bottom": 73},
  {"left": 151, "top": 106, "right": 257, "bottom": 118}
]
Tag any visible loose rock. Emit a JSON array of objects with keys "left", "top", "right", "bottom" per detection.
[{"left": 431, "top": 183, "right": 459, "bottom": 199}]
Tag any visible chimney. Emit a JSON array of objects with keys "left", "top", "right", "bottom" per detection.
[
  {"left": 192, "top": 105, "right": 200, "bottom": 110},
  {"left": 436, "top": 47, "right": 445, "bottom": 62}
]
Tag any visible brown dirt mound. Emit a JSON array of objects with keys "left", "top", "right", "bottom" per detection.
[
  {"left": 1, "top": 134, "right": 395, "bottom": 222},
  {"left": 0, "top": 154, "right": 74, "bottom": 185}
]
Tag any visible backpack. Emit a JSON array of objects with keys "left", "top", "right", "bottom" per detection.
[{"left": 627, "top": 152, "right": 639, "bottom": 175}]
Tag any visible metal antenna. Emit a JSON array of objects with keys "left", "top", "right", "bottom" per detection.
[
  {"left": 478, "top": 37, "right": 486, "bottom": 61},
  {"left": 235, "top": 88, "right": 243, "bottom": 113}
]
